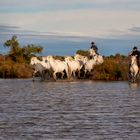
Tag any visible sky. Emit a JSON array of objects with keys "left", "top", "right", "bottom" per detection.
[{"left": 0, "top": 0, "right": 140, "bottom": 56}]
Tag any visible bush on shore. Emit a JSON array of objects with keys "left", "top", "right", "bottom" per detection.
[
  {"left": 0, "top": 35, "right": 42, "bottom": 78},
  {"left": 0, "top": 57, "right": 33, "bottom": 78},
  {"left": 89, "top": 54, "right": 129, "bottom": 81}
]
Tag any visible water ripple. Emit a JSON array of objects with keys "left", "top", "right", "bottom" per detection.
[{"left": 0, "top": 79, "right": 140, "bottom": 140}]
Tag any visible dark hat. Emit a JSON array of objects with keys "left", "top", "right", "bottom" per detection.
[
  {"left": 91, "top": 42, "right": 95, "bottom": 44},
  {"left": 133, "top": 46, "right": 137, "bottom": 50}
]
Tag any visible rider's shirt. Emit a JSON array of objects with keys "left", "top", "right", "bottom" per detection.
[{"left": 131, "top": 50, "right": 140, "bottom": 56}]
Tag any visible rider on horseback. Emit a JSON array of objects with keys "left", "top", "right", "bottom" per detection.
[
  {"left": 90, "top": 42, "right": 99, "bottom": 59},
  {"left": 130, "top": 46, "right": 140, "bottom": 68},
  {"left": 90, "top": 42, "right": 99, "bottom": 55},
  {"left": 129, "top": 46, "right": 140, "bottom": 82}
]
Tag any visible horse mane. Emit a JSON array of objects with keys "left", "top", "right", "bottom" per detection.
[{"left": 37, "top": 56, "right": 43, "bottom": 61}]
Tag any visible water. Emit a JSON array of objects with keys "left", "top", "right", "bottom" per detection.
[{"left": 0, "top": 79, "right": 140, "bottom": 140}]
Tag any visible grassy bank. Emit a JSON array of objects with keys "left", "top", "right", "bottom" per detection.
[{"left": 0, "top": 55, "right": 33, "bottom": 78}]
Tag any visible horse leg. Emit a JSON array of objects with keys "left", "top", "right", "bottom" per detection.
[
  {"left": 32, "top": 70, "right": 37, "bottom": 82},
  {"left": 53, "top": 72, "right": 57, "bottom": 81},
  {"left": 45, "top": 70, "right": 51, "bottom": 80},
  {"left": 43, "top": 70, "right": 46, "bottom": 81},
  {"left": 134, "top": 71, "right": 139, "bottom": 82},
  {"left": 84, "top": 70, "right": 87, "bottom": 78},
  {"left": 65, "top": 69, "right": 70, "bottom": 80},
  {"left": 78, "top": 70, "right": 81, "bottom": 78},
  {"left": 130, "top": 72, "right": 134, "bottom": 82},
  {"left": 32, "top": 74, "right": 35, "bottom": 82},
  {"left": 73, "top": 71, "right": 76, "bottom": 78},
  {"left": 68, "top": 70, "right": 72, "bottom": 79},
  {"left": 61, "top": 72, "right": 64, "bottom": 79},
  {"left": 131, "top": 72, "right": 137, "bottom": 83},
  {"left": 40, "top": 70, "right": 45, "bottom": 81},
  {"left": 84, "top": 68, "right": 90, "bottom": 78},
  {"left": 65, "top": 65, "right": 71, "bottom": 80}
]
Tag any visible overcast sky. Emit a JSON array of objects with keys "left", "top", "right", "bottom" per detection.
[
  {"left": 0, "top": 0, "right": 140, "bottom": 38},
  {"left": 0, "top": 0, "right": 140, "bottom": 55}
]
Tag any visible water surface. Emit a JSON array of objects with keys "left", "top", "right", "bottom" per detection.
[{"left": 0, "top": 79, "right": 140, "bottom": 140}]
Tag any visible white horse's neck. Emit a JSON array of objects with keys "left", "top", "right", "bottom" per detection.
[
  {"left": 131, "top": 56, "right": 138, "bottom": 66},
  {"left": 89, "top": 49, "right": 96, "bottom": 56}
]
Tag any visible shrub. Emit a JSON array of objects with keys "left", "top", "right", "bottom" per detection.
[
  {"left": 76, "top": 50, "right": 90, "bottom": 58},
  {"left": 90, "top": 56, "right": 129, "bottom": 80},
  {"left": 0, "top": 60, "right": 33, "bottom": 78}
]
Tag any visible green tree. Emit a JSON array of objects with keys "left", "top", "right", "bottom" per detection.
[
  {"left": 76, "top": 49, "right": 90, "bottom": 58},
  {"left": 22, "top": 44, "right": 43, "bottom": 62},
  {"left": 4, "top": 35, "right": 22, "bottom": 61},
  {"left": 4, "top": 35, "right": 43, "bottom": 63}
]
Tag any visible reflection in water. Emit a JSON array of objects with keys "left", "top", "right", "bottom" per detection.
[
  {"left": 129, "top": 82, "right": 139, "bottom": 96},
  {"left": 0, "top": 79, "right": 140, "bottom": 140}
]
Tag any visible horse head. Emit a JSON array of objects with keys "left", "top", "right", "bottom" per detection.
[
  {"left": 89, "top": 49, "right": 96, "bottom": 57},
  {"left": 30, "top": 57, "right": 38, "bottom": 65},
  {"left": 91, "top": 54, "right": 104, "bottom": 65},
  {"left": 65, "top": 56, "right": 73, "bottom": 62},
  {"left": 46, "top": 55, "right": 54, "bottom": 61}
]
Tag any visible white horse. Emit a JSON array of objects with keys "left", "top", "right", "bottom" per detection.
[
  {"left": 74, "top": 54, "right": 88, "bottom": 65},
  {"left": 65, "top": 56, "right": 82, "bottom": 78},
  {"left": 79, "top": 49, "right": 103, "bottom": 76},
  {"left": 89, "top": 49, "right": 104, "bottom": 64},
  {"left": 30, "top": 56, "right": 51, "bottom": 69},
  {"left": 32, "top": 63, "right": 47, "bottom": 81},
  {"left": 89, "top": 48, "right": 95, "bottom": 58},
  {"left": 30, "top": 56, "right": 51, "bottom": 81},
  {"left": 94, "top": 55, "right": 104, "bottom": 65},
  {"left": 129, "top": 55, "right": 139, "bottom": 82},
  {"left": 46, "top": 55, "right": 70, "bottom": 80},
  {"left": 84, "top": 59, "right": 97, "bottom": 75}
]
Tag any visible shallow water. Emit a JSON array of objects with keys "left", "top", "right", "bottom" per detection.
[{"left": 0, "top": 79, "right": 140, "bottom": 140}]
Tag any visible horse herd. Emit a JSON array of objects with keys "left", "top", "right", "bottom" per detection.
[
  {"left": 30, "top": 48, "right": 139, "bottom": 82},
  {"left": 30, "top": 50, "right": 104, "bottom": 81}
]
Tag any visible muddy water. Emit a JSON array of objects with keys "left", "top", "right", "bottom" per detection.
[{"left": 0, "top": 79, "right": 140, "bottom": 140}]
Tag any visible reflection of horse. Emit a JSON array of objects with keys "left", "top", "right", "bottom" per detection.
[
  {"left": 129, "top": 82, "right": 138, "bottom": 94},
  {"left": 46, "top": 56, "right": 70, "bottom": 80},
  {"left": 129, "top": 55, "right": 139, "bottom": 82}
]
